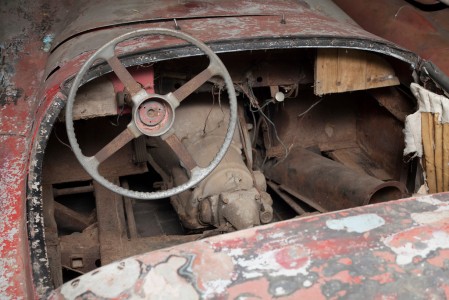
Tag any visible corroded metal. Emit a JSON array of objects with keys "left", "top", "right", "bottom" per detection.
[
  {"left": 265, "top": 147, "right": 407, "bottom": 211},
  {"left": 0, "top": 0, "right": 433, "bottom": 298},
  {"left": 49, "top": 193, "right": 449, "bottom": 299}
]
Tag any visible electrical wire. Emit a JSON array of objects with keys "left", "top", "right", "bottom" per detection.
[{"left": 297, "top": 98, "right": 323, "bottom": 119}]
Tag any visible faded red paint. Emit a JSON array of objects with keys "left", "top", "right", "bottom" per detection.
[
  {"left": 48, "top": 194, "right": 449, "bottom": 299},
  {"left": 275, "top": 247, "right": 309, "bottom": 270},
  {"left": 0, "top": 0, "right": 440, "bottom": 298}
]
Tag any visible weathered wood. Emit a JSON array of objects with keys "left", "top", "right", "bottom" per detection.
[
  {"left": 94, "top": 178, "right": 128, "bottom": 265},
  {"left": 369, "top": 87, "right": 413, "bottom": 122},
  {"left": 122, "top": 180, "right": 138, "bottom": 240},
  {"left": 43, "top": 138, "right": 147, "bottom": 184},
  {"left": 443, "top": 124, "right": 449, "bottom": 191},
  {"left": 337, "top": 49, "right": 366, "bottom": 93},
  {"left": 434, "top": 114, "right": 443, "bottom": 192},
  {"left": 59, "top": 226, "right": 100, "bottom": 274},
  {"left": 315, "top": 49, "right": 399, "bottom": 95},
  {"left": 61, "top": 76, "right": 117, "bottom": 121},
  {"left": 314, "top": 48, "right": 339, "bottom": 95},
  {"left": 42, "top": 185, "right": 63, "bottom": 287},
  {"left": 422, "top": 112, "right": 437, "bottom": 193},
  {"left": 365, "top": 57, "right": 400, "bottom": 89},
  {"left": 54, "top": 202, "right": 92, "bottom": 232}
]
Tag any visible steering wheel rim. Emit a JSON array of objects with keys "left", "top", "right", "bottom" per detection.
[{"left": 65, "top": 28, "right": 237, "bottom": 200}]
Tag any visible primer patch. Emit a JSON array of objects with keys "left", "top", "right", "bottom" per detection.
[
  {"left": 383, "top": 230, "right": 449, "bottom": 265},
  {"left": 326, "top": 213, "right": 385, "bottom": 233}
]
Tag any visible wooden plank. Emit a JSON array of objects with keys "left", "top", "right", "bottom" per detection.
[
  {"left": 60, "top": 76, "right": 117, "bottom": 121},
  {"left": 365, "top": 54, "right": 400, "bottom": 89},
  {"left": 337, "top": 49, "right": 366, "bottom": 93},
  {"left": 43, "top": 137, "right": 147, "bottom": 184},
  {"left": 122, "top": 180, "right": 138, "bottom": 240},
  {"left": 434, "top": 114, "right": 443, "bottom": 192},
  {"left": 314, "top": 48, "right": 339, "bottom": 95},
  {"left": 443, "top": 124, "right": 449, "bottom": 191},
  {"left": 422, "top": 112, "right": 437, "bottom": 193},
  {"left": 368, "top": 87, "right": 411, "bottom": 122},
  {"left": 314, "top": 49, "right": 399, "bottom": 95},
  {"left": 54, "top": 202, "right": 92, "bottom": 232},
  {"left": 94, "top": 178, "right": 128, "bottom": 265},
  {"left": 42, "top": 185, "right": 63, "bottom": 287}
]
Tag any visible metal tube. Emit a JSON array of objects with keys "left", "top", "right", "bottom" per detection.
[
  {"left": 264, "top": 148, "right": 406, "bottom": 211},
  {"left": 53, "top": 185, "right": 94, "bottom": 197}
]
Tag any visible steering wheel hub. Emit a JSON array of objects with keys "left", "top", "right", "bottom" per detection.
[{"left": 136, "top": 97, "right": 174, "bottom": 136}]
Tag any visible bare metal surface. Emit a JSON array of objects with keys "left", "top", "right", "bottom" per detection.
[
  {"left": 265, "top": 148, "right": 406, "bottom": 211},
  {"left": 220, "top": 189, "right": 261, "bottom": 230},
  {"left": 60, "top": 226, "right": 100, "bottom": 275}
]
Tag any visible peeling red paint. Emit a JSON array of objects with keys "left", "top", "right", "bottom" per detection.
[
  {"left": 0, "top": 0, "right": 442, "bottom": 298},
  {"left": 48, "top": 194, "right": 449, "bottom": 299}
]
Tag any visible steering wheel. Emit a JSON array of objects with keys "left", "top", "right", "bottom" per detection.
[{"left": 65, "top": 28, "right": 237, "bottom": 200}]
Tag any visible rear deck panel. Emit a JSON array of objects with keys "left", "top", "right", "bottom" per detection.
[{"left": 50, "top": 194, "right": 449, "bottom": 299}]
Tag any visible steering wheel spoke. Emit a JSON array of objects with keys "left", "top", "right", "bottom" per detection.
[
  {"left": 94, "top": 124, "right": 141, "bottom": 164},
  {"left": 162, "top": 131, "right": 198, "bottom": 172},
  {"left": 170, "top": 64, "right": 218, "bottom": 103},
  {"left": 107, "top": 55, "right": 148, "bottom": 104}
]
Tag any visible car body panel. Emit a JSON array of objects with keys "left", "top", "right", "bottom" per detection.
[
  {"left": 49, "top": 0, "right": 358, "bottom": 50},
  {"left": 0, "top": 0, "right": 444, "bottom": 298},
  {"left": 49, "top": 193, "right": 449, "bottom": 299},
  {"left": 334, "top": 0, "right": 449, "bottom": 74}
]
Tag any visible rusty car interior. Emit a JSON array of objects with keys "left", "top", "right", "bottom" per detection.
[
  {"left": 39, "top": 44, "right": 423, "bottom": 286},
  {"left": 1, "top": 0, "right": 444, "bottom": 296}
]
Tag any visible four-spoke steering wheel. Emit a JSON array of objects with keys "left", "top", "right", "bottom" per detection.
[{"left": 66, "top": 28, "right": 237, "bottom": 200}]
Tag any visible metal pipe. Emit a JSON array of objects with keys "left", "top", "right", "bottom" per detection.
[
  {"left": 53, "top": 185, "right": 94, "bottom": 197},
  {"left": 422, "top": 61, "right": 449, "bottom": 96},
  {"left": 264, "top": 148, "right": 406, "bottom": 211},
  {"left": 267, "top": 181, "right": 306, "bottom": 215}
]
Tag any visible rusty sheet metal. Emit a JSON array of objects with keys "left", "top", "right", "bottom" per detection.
[
  {"left": 333, "top": 0, "right": 449, "bottom": 74},
  {"left": 0, "top": 0, "right": 427, "bottom": 298},
  {"left": 0, "top": 0, "right": 62, "bottom": 298},
  {"left": 44, "top": 11, "right": 419, "bottom": 81},
  {"left": 49, "top": 193, "right": 449, "bottom": 299},
  {"left": 50, "top": 0, "right": 357, "bottom": 50}
]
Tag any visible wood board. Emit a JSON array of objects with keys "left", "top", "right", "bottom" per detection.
[{"left": 315, "top": 49, "right": 400, "bottom": 95}]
